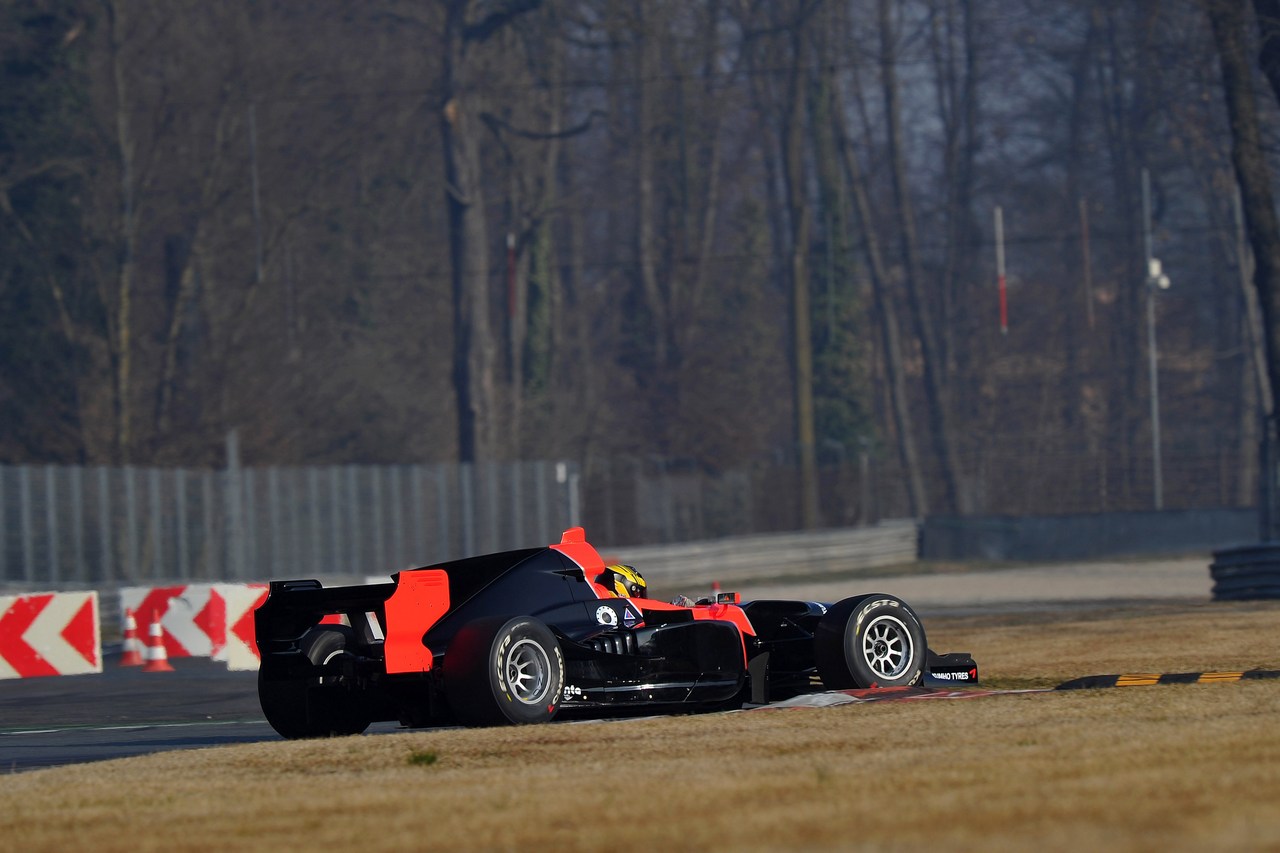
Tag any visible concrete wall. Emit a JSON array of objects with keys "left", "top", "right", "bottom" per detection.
[{"left": 920, "top": 509, "right": 1259, "bottom": 562}]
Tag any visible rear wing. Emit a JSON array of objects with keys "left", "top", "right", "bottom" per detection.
[
  {"left": 255, "top": 578, "right": 396, "bottom": 657},
  {"left": 254, "top": 568, "right": 455, "bottom": 675}
]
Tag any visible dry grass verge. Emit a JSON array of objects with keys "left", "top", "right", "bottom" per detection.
[{"left": 1, "top": 600, "right": 1277, "bottom": 852}]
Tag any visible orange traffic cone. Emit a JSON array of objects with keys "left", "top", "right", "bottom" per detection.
[
  {"left": 120, "top": 608, "right": 144, "bottom": 666},
  {"left": 142, "top": 616, "right": 175, "bottom": 673}
]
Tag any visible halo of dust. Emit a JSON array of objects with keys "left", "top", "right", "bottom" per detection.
[{"left": 1, "top": 556, "right": 1278, "bottom": 851}]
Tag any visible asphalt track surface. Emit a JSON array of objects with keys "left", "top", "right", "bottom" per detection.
[{"left": 0, "top": 556, "right": 1216, "bottom": 774}]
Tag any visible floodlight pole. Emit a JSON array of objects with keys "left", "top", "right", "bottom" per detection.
[{"left": 1143, "top": 168, "right": 1164, "bottom": 511}]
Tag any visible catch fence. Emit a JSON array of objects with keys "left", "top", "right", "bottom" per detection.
[
  {"left": 0, "top": 461, "right": 580, "bottom": 588},
  {"left": 0, "top": 435, "right": 1255, "bottom": 588}
]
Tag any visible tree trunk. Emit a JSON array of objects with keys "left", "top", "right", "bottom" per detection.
[
  {"left": 1254, "top": 0, "right": 1280, "bottom": 104},
  {"left": 1209, "top": 0, "right": 1280, "bottom": 535},
  {"left": 105, "top": 0, "right": 137, "bottom": 464},
  {"left": 440, "top": 0, "right": 513, "bottom": 463},
  {"left": 878, "top": 0, "right": 965, "bottom": 514},
  {"left": 633, "top": 2, "right": 667, "bottom": 372},
  {"left": 781, "top": 18, "right": 819, "bottom": 529},
  {"left": 153, "top": 103, "right": 234, "bottom": 446},
  {"left": 1211, "top": 2, "right": 1280, "bottom": 409},
  {"left": 835, "top": 104, "right": 928, "bottom": 518}
]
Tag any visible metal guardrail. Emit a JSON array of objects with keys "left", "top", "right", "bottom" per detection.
[{"left": 610, "top": 520, "right": 919, "bottom": 592}]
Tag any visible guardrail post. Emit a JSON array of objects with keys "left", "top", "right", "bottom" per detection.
[
  {"left": 174, "top": 469, "right": 189, "bottom": 580},
  {"left": 329, "top": 466, "right": 342, "bottom": 574},
  {"left": 97, "top": 467, "right": 113, "bottom": 583},
  {"left": 371, "top": 465, "right": 386, "bottom": 572},
  {"left": 0, "top": 467, "right": 7, "bottom": 582},
  {"left": 308, "top": 467, "right": 321, "bottom": 575},
  {"left": 45, "top": 465, "right": 59, "bottom": 585},
  {"left": 268, "top": 466, "right": 282, "bottom": 577},
  {"left": 243, "top": 467, "right": 257, "bottom": 579},
  {"left": 124, "top": 465, "right": 139, "bottom": 583},
  {"left": 19, "top": 465, "right": 34, "bottom": 583},
  {"left": 201, "top": 470, "right": 215, "bottom": 579},
  {"left": 435, "top": 464, "right": 450, "bottom": 563},
  {"left": 409, "top": 464, "right": 425, "bottom": 564},
  {"left": 345, "top": 465, "right": 360, "bottom": 574},
  {"left": 461, "top": 463, "right": 475, "bottom": 557},
  {"left": 226, "top": 430, "right": 245, "bottom": 581},
  {"left": 148, "top": 467, "right": 162, "bottom": 580},
  {"left": 389, "top": 465, "right": 406, "bottom": 568}
]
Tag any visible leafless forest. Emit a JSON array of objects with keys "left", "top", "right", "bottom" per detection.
[{"left": 5, "top": 0, "right": 1280, "bottom": 526}]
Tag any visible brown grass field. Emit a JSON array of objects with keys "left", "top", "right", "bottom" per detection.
[{"left": 1, "top": 599, "right": 1278, "bottom": 851}]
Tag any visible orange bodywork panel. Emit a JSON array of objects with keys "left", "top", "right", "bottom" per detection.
[
  {"left": 550, "top": 526, "right": 608, "bottom": 579},
  {"left": 632, "top": 596, "right": 756, "bottom": 637},
  {"left": 551, "top": 527, "right": 755, "bottom": 663},
  {"left": 383, "top": 568, "right": 450, "bottom": 674}
]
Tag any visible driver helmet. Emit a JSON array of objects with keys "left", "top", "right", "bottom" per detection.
[{"left": 601, "top": 564, "right": 646, "bottom": 598}]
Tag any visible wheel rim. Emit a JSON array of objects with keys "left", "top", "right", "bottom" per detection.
[
  {"left": 317, "top": 648, "right": 343, "bottom": 685},
  {"left": 860, "top": 614, "right": 912, "bottom": 680},
  {"left": 505, "top": 638, "right": 552, "bottom": 705}
]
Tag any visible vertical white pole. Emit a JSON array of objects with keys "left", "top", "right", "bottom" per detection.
[{"left": 1143, "top": 168, "right": 1163, "bottom": 511}]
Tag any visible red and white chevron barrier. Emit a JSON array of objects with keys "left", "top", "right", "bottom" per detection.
[
  {"left": 222, "top": 585, "right": 268, "bottom": 671},
  {"left": 120, "top": 584, "right": 227, "bottom": 660},
  {"left": 121, "top": 583, "right": 268, "bottom": 669},
  {"left": 0, "top": 591, "right": 101, "bottom": 679}
]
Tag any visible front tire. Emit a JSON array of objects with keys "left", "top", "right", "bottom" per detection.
[
  {"left": 446, "top": 616, "right": 564, "bottom": 726},
  {"left": 814, "top": 595, "right": 926, "bottom": 689}
]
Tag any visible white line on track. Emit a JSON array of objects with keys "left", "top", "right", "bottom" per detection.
[{"left": 0, "top": 719, "right": 265, "bottom": 736}]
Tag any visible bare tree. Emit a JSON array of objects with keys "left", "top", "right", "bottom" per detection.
[
  {"left": 440, "top": 0, "right": 542, "bottom": 463},
  {"left": 1208, "top": 0, "right": 1280, "bottom": 533},
  {"left": 876, "top": 0, "right": 965, "bottom": 513}
]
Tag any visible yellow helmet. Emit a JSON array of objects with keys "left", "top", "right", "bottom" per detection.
[{"left": 601, "top": 564, "right": 646, "bottom": 598}]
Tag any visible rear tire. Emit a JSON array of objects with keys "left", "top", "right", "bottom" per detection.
[
  {"left": 446, "top": 616, "right": 564, "bottom": 726},
  {"left": 814, "top": 595, "right": 926, "bottom": 689},
  {"left": 259, "top": 625, "right": 372, "bottom": 739}
]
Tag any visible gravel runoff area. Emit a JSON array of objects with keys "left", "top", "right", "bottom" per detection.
[{"left": 732, "top": 555, "right": 1215, "bottom": 615}]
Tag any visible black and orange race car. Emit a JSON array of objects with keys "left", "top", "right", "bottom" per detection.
[{"left": 255, "top": 528, "right": 977, "bottom": 737}]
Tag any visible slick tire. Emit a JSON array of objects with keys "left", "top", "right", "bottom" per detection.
[
  {"left": 814, "top": 594, "right": 926, "bottom": 689},
  {"left": 259, "top": 625, "right": 371, "bottom": 739},
  {"left": 446, "top": 616, "right": 565, "bottom": 727}
]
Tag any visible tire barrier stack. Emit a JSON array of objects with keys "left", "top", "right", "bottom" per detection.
[
  {"left": 1209, "top": 543, "right": 1280, "bottom": 600},
  {"left": 0, "top": 591, "right": 102, "bottom": 679}
]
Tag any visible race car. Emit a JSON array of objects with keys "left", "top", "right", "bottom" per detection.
[{"left": 255, "top": 528, "right": 977, "bottom": 737}]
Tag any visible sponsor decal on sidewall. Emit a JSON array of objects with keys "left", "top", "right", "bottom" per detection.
[
  {"left": 495, "top": 632, "right": 514, "bottom": 701},
  {"left": 929, "top": 671, "right": 972, "bottom": 681}
]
